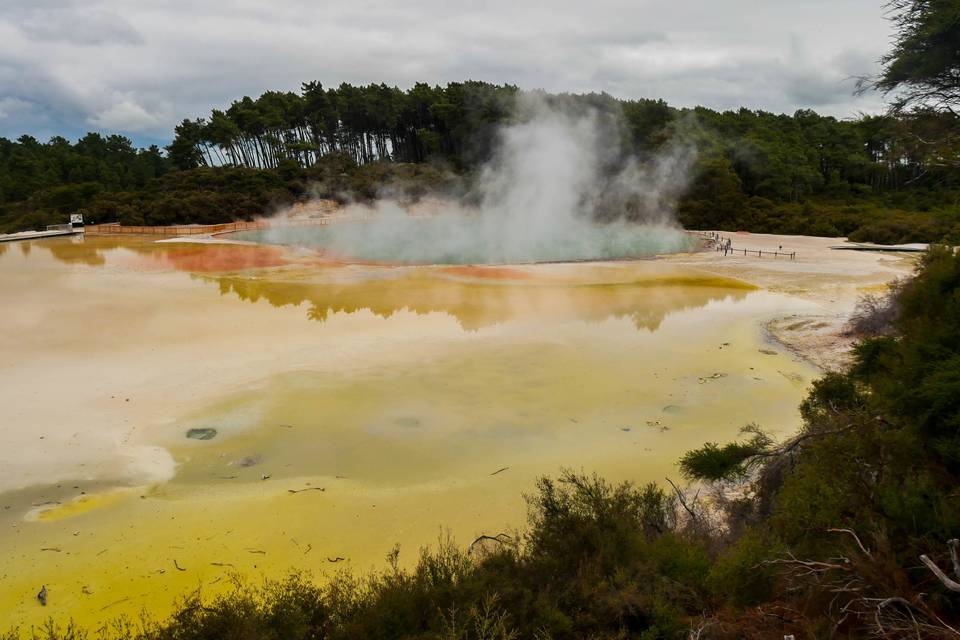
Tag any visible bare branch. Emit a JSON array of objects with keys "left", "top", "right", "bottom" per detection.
[
  {"left": 828, "top": 528, "right": 872, "bottom": 557},
  {"left": 665, "top": 477, "right": 700, "bottom": 524},
  {"left": 920, "top": 553, "right": 960, "bottom": 593}
]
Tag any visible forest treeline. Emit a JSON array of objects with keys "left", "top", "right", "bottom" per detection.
[
  {"left": 9, "top": 246, "right": 960, "bottom": 639},
  {"left": 1, "top": 81, "right": 959, "bottom": 242}
]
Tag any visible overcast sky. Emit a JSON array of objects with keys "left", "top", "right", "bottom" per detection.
[{"left": 0, "top": 0, "right": 893, "bottom": 146}]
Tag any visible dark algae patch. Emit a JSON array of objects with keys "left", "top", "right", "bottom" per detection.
[{"left": 185, "top": 428, "right": 217, "bottom": 441}]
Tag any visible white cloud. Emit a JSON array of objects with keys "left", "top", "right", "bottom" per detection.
[{"left": 0, "top": 0, "right": 893, "bottom": 142}]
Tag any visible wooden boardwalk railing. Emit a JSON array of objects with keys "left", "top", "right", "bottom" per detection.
[
  {"left": 716, "top": 244, "right": 796, "bottom": 260},
  {"left": 699, "top": 232, "right": 796, "bottom": 260}
]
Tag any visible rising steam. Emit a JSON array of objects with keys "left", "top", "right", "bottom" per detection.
[{"left": 251, "top": 93, "right": 697, "bottom": 264}]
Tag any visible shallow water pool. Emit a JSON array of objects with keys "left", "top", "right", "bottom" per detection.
[{"left": 0, "top": 236, "right": 818, "bottom": 627}]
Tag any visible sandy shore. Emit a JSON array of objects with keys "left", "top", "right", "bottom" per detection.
[{"left": 665, "top": 231, "right": 915, "bottom": 370}]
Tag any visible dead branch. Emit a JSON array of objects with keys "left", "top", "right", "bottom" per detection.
[
  {"left": 754, "top": 424, "right": 857, "bottom": 460},
  {"left": 665, "top": 477, "right": 701, "bottom": 524},
  {"left": 468, "top": 533, "right": 512, "bottom": 554},
  {"left": 760, "top": 552, "right": 849, "bottom": 576},
  {"left": 920, "top": 549, "right": 960, "bottom": 593},
  {"left": 828, "top": 528, "right": 872, "bottom": 556}
]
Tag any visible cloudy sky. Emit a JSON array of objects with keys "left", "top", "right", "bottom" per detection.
[{"left": 0, "top": 0, "right": 892, "bottom": 146}]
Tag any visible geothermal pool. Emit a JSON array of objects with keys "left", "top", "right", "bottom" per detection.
[
  {"left": 229, "top": 218, "right": 697, "bottom": 264},
  {"left": 0, "top": 235, "right": 821, "bottom": 627}
]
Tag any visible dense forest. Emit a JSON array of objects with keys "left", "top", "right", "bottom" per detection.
[
  {"left": 8, "top": 245, "right": 960, "bottom": 638},
  {"left": 1, "top": 83, "right": 959, "bottom": 242}
]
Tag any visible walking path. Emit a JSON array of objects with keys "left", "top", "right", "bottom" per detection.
[{"left": 0, "top": 228, "right": 82, "bottom": 243}]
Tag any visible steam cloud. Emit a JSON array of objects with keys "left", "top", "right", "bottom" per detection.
[{"left": 254, "top": 93, "right": 698, "bottom": 264}]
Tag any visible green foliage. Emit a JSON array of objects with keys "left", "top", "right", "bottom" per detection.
[
  {"left": 871, "top": 0, "right": 960, "bottom": 114},
  {"left": 707, "top": 530, "right": 781, "bottom": 607},
  {"left": 798, "top": 372, "right": 864, "bottom": 424},
  {"left": 678, "top": 427, "right": 773, "bottom": 482},
  {"left": 3, "top": 82, "right": 960, "bottom": 239},
  {"left": 680, "top": 245, "right": 960, "bottom": 632},
  {"left": 0, "top": 134, "right": 170, "bottom": 232}
]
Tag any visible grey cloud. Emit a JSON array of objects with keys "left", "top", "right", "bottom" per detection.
[
  {"left": 18, "top": 8, "right": 143, "bottom": 46},
  {"left": 0, "top": 0, "right": 892, "bottom": 142}
]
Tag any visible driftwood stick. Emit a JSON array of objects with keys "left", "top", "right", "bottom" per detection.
[{"left": 288, "top": 487, "right": 325, "bottom": 494}]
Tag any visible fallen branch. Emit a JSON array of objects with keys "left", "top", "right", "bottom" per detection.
[
  {"left": 173, "top": 559, "right": 186, "bottom": 572},
  {"left": 490, "top": 467, "right": 509, "bottom": 476}
]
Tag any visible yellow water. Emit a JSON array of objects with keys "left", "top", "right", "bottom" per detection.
[{"left": 0, "top": 236, "right": 819, "bottom": 628}]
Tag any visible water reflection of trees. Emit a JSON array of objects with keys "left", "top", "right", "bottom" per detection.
[
  {"left": 27, "top": 236, "right": 754, "bottom": 332},
  {"left": 31, "top": 236, "right": 151, "bottom": 266},
  {"left": 207, "top": 272, "right": 752, "bottom": 332}
]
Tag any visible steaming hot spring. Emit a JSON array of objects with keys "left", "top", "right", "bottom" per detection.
[
  {"left": 233, "top": 97, "right": 698, "bottom": 264},
  {"left": 231, "top": 206, "right": 696, "bottom": 265}
]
